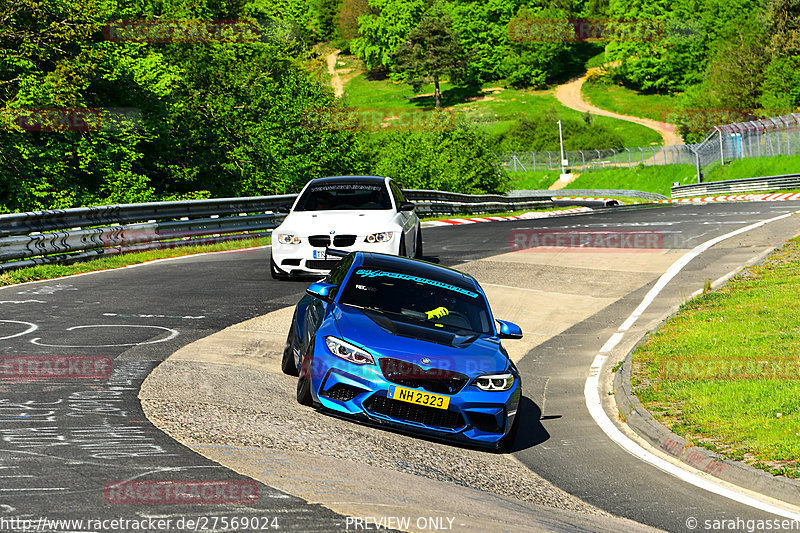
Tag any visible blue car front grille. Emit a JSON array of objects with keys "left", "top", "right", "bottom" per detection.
[
  {"left": 379, "top": 358, "right": 469, "bottom": 395},
  {"left": 364, "top": 395, "right": 465, "bottom": 430}
]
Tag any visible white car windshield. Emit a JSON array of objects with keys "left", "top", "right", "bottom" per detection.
[{"left": 294, "top": 183, "right": 392, "bottom": 211}]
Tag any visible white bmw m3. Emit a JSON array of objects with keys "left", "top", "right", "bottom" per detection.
[{"left": 270, "top": 176, "right": 422, "bottom": 279}]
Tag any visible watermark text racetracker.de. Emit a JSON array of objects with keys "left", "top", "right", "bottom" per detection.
[
  {"left": 685, "top": 515, "right": 800, "bottom": 532},
  {"left": 1, "top": 355, "right": 112, "bottom": 381},
  {"left": 0, "top": 515, "right": 279, "bottom": 532},
  {"left": 509, "top": 229, "right": 664, "bottom": 252}
]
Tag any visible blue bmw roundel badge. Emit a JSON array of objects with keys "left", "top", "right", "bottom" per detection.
[{"left": 420, "top": 358, "right": 431, "bottom": 365}]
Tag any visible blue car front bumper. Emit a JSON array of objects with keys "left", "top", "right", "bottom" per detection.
[{"left": 309, "top": 353, "right": 521, "bottom": 449}]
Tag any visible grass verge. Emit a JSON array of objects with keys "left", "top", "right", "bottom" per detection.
[
  {"left": 582, "top": 80, "right": 679, "bottom": 125},
  {"left": 562, "top": 165, "right": 696, "bottom": 197},
  {"left": 0, "top": 237, "right": 271, "bottom": 287},
  {"left": 704, "top": 153, "right": 800, "bottom": 183},
  {"left": 341, "top": 57, "right": 662, "bottom": 148},
  {"left": 632, "top": 237, "right": 800, "bottom": 478}
]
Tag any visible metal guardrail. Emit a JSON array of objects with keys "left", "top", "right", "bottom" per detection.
[
  {"left": 670, "top": 173, "right": 800, "bottom": 198},
  {"left": 403, "top": 189, "right": 552, "bottom": 216},
  {"left": 0, "top": 189, "right": 554, "bottom": 271},
  {"left": 506, "top": 189, "right": 667, "bottom": 201}
]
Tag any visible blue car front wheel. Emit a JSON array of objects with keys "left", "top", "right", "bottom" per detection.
[
  {"left": 296, "top": 343, "right": 314, "bottom": 406},
  {"left": 281, "top": 312, "right": 299, "bottom": 376}
]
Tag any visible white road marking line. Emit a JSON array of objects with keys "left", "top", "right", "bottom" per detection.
[
  {"left": 0, "top": 320, "right": 38, "bottom": 340},
  {"left": 586, "top": 210, "right": 800, "bottom": 519},
  {"left": 30, "top": 324, "right": 179, "bottom": 348},
  {"left": 0, "top": 488, "right": 68, "bottom": 491}
]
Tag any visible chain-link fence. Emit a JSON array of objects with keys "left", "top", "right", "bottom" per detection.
[
  {"left": 694, "top": 114, "right": 800, "bottom": 178},
  {"left": 497, "top": 145, "right": 696, "bottom": 173},
  {"left": 498, "top": 113, "right": 800, "bottom": 183}
]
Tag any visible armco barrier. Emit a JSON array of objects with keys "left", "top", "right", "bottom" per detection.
[
  {"left": 508, "top": 189, "right": 667, "bottom": 201},
  {"left": 671, "top": 173, "right": 800, "bottom": 198},
  {"left": 0, "top": 189, "right": 553, "bottom": 271}
]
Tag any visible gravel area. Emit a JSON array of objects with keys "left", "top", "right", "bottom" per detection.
[{"left": 141, "top": 359, "right": 608, "bottom": 516}]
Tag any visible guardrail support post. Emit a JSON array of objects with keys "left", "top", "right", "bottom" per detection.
[
  {"left": 625, "top": 148, "right": 631, "bottom": 168},
  {"left": 532, "top": 151, "right": 536, "bottom": 171},
  {"left": 715, "top": 127, "right": 724, "bottom": 166},
  {"left": 581, "top": 150, "right": 585, "bottom": 172}
]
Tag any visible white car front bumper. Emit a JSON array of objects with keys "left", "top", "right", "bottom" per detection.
[{"left": 272, "top": 237, "right": 398, "bottom": 276}]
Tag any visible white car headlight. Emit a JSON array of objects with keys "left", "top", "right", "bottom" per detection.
[
  {"left": 325, "top": 336, "right": 375, "bottom": 365},
  {"left": 364, "top": 232, "right": 394, "bottom": 243},
  {"left": 472, "top": 373, "right": 515, "bottom": 392},
  {"left": 277, "top": 233, "right": 301, "bottom": 245}
]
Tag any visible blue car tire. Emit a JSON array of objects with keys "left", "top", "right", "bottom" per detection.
[{"left": 281, "top": 312, "right": 299, "bottom": 376}]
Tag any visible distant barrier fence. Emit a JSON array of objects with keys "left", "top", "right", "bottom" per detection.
[
  {"left": 498, "top": 113, "right": 800, "bottom": 183},
  {"left": 0, "top": 190, "right": 553, "bottom": 271},
  {"left": 497, "top": 146, "right": 697, "bottom": 174},
  {"left": 670, "top": 173, "right": 800, "bottom": 198},
  {"left": 694, "top": 114, "right": 800, "bottom": 180}
]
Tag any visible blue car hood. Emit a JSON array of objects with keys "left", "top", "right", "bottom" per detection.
[{"left": 333, "top": 305, "right": 509, "bottom": 376}]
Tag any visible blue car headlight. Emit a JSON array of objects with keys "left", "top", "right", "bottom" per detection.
[
  {"left": 325, "top": 336, "right": 375, "bottom": 365},
  {"left": 472, "top": 373, "right": 515, "bottom": 392}
]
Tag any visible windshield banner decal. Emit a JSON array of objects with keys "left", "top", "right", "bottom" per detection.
[{"left": 354, "top": 269, "right": 479, "bottom": 298}]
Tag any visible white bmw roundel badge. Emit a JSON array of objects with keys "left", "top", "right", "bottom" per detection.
[{"left": 420, "top": 358, "right": 431, "bottom": 365}]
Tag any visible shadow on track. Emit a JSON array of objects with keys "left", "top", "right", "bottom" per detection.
[{"left": 507, "top": 396, "right": 552, "bottom": 453}]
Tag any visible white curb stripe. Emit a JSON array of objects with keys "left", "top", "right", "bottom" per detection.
[{"left": 585, "top": 210, "right": 800, "bottom": 519}]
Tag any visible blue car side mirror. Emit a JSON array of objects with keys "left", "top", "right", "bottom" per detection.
[
  {"left": 496, "top": 319, "right": 523, "bottom": 339},
  {"left": 306, "top": 281, "right": 337, "bottom": 300}
]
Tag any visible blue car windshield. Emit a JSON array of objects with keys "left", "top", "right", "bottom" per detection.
[
  {"left": 338, "top": 268, "right": 493, "bottom": 335},
  {"left": 294, "top": 183, "right": 392, "bottom": 211}
]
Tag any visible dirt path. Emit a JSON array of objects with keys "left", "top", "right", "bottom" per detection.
[
  {"left": 554, "top": 68, "right": 683, "bottom": 146},
  {"left": 326, "top": 49, "right": 345, "bottom": 97}
]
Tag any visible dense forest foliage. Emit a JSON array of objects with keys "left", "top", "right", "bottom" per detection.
[{"left": 1, "top": 0, "right": 797, "bottom": 211}]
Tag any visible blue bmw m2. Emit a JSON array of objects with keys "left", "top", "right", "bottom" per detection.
[{"left": 281, "top": 251, "right": 523, "bottom": 450}]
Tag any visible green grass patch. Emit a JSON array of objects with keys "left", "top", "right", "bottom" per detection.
[
  {"left": 0, "top": 237, "right": 270, "bottom": 287},
  {"left": 507, "top": 170, "right": 560, "bottom": 190},
  {"left": 632, "top": 238, "right": 800, "bottom": 478},
  {"left": 341, "top": 58, "right": 662, "bottom": 148},
  {"left": 563, "top": 164, "right": 696, "bottom": 197},
  {"left": 582, "top": 80, "right": 679, "bottom": 125},
  {"left": 704, "top": 153, "right": 800, "bottom": 183}
]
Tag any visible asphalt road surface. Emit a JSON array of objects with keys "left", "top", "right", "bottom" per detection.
[{"left": 1, "top": 201, "right": 799, "bottom": 532}]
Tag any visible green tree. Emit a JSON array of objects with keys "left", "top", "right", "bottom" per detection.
[
  {"left": 350, "top": 0, "right": 427, "bottom": 72},
  {"left": 392, "top": 3, "right": 465, "bottom": 108},
  {"left": 369, "top": 125, "right": 508, "bottom": 193}
]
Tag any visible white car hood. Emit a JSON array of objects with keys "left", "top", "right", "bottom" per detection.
[{"left": 277, "top": 210, "right": 397, "bottom": 236}]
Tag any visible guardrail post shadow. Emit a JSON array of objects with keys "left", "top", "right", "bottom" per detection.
[{"left": 690, "top": 146, "right": 701, "bottom": 183}]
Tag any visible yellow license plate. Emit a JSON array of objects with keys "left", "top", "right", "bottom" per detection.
[{"left": 389, "top": 386, "right": 450, "bottom": 410}]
